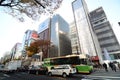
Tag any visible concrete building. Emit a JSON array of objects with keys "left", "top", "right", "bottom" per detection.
[
  {"left": 70, "top": 22, "right": 80, "bottom": 54},
  {"left": 0, "top": 57, "right": 4, "bottom": 64},
  {"left": 21, "top": 30, "right": 38, "bottom": 57},
  {"left": 11, "top": 43, "right": 22, "bottom": 60},
  {"left": 89, "top": 7, "right": 120, "bottom": 60},
  {"left": 0, "top": 52, "right": 11, "bottom": 64},
  {"left": 38, "top": 14, "right": 72, "bottom": 58}
]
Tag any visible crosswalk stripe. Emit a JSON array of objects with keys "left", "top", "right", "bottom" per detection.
[
  {"left": 87, "top": 75, "right": 120, "bottom": 79},
  {"left": 3, "top": 74, "right": 10, "bottom": 77}
]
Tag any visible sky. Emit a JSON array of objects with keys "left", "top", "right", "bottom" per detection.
[{"left": 0, "top": 0, "right": 120, "bottom": 58}]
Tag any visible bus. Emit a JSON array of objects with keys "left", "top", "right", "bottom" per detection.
[{"left": 43, "top": 54, "right": 93, "bottom": 74}]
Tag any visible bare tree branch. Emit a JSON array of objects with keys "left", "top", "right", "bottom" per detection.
[
  {"left": 34, "top": 0, "right": 45, "bottom": 8},
  {"left": 0, "top": 0, "right": 63, "bottom": 21}
]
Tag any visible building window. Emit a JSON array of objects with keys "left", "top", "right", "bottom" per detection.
[
  {"left": 96, "top": 29, "right": 111, "bottom": 35},
  {"left": 98, "top": 35, "right": 115, "bottom": 41},
  {"left": 113, "top": 53, "right": 120, "bottom": 59}
]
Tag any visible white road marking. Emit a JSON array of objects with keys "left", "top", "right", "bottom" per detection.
[
  {"left": 87, "top": 75, "right": 120, "bottom": 79},
  {"left": 3, "top": 74, "right": 10, "bottom": 77},
  {"left": 81, "top": 78, "right": 112, "bottom": 80}
]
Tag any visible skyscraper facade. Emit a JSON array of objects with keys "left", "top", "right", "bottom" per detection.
[
  {"left": 70, "top": 22, "right": 80, "bottom": 54},
  {"left": 50, "top": 14, "right": 72, "bottom": 57},
  {"left": 38, "top": 14, "right": 72, "bottom": 58},
  {"left": 89, "top": 7, "right": 120, "bottom": 60},
  {"left": 72, "top": 0, "right": 102, "bottom": 63},
  {"left": 38, "top": 18, "right": 50, "bottom": 58}
]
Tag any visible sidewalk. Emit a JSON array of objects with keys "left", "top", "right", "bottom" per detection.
[
  {"left": 82, "top": 68, "right": 120, "bottom": 80},
  {"left": 93, "top": 68, "right": 120, "bottom": 73}
]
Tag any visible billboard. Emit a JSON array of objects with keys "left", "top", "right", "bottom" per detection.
[{"left": 31, "top": 32, "right": 38, "bottom": 39}]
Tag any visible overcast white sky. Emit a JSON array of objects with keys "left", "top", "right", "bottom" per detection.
[{"left": 0, "top": 0, "right": 120, "bottom": 58}]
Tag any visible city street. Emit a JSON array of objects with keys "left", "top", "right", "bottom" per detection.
[
  {"left": 0, "top": 71, "right": 83, "bottom": 80},
  {"left": 82, "top": 69, "right": 120, "bottom": 80},
  {"left": 0, "top": 69, "right": 120, "bottom": 80}
]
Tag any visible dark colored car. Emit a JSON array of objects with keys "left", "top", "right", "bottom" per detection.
[
  {"left": 17, "top": 66, "right": 29, "bottom": 72},
  {"left": 28, "top": 65, "right": 48, "bottom": 75}
]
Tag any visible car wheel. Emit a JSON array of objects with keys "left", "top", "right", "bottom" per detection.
[
  {"left": 48, "top": 72, "right": 52, "bottom": 76},
  {"left": 36, "top": 71, "right": 39, "bottom": 75},
  {"left": 28, "top": 71, "right": 30, "bottom": 74},
  {"left": 62, "top": 73, "right": 67, "bottom": 78},
  {"left": 89, "top": 69, "right": 93, "bottom": 74},
  {"left": 76, "top": 69, "right": 79, "bottom": 73}
]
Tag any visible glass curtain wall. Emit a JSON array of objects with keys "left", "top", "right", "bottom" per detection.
[{"left": 72, "top": 0, "right": 103, "bottom": 63}]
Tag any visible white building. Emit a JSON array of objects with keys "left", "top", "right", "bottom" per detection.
[
  {"left": 21, "top": 30, "right": 38, "bottom": 57},
  {"left": 11, "top": 43, "right": 22, "bottom": 60},
  {"left": 72, "top": 0, "right": 103, "bottom": 63}
]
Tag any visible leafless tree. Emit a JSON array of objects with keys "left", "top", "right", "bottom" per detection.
[{"left": 0, "top": 0, "right": 63, "bottom": 21}]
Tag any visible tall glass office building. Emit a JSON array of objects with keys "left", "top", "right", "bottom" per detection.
[
  {"left": 38, "top": 14, "right": 72, "bottom": 58},
  {"left": 72, "top": 0, "right": 103, "bottom": 63}
]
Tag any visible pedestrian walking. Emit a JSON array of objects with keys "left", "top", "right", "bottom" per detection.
[
  {"left": 109, "top": 62, "right": 113, "bottom": 71},
  {"left": 103, "top": 63, "right": 108, "bottom": 72},
  {"left": 112, "top": 63, "right": 117, "bottom": 72},
  {"left": 118, "top": 63, "right": 120, "bottom": 70}
]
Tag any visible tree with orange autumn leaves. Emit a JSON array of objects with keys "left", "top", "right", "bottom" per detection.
[{"left": 26, "top": 40, "right": 50, "bottom": 57}]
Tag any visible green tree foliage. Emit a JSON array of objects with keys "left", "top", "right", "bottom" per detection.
[
  {"left": 26, "top": 40, "right": 50, "bottom": 57},
  {"left": 0, "top": 0, "right": 63, "bottom": 21}
]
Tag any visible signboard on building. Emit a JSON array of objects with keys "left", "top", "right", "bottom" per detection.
[
  {"left": 91, "top": 56, "right": 99, "bottom": 61},
  {"left": 31, "top": 32, "right": 38, "bottom": 39},
  {"left": 38, "top": 18, "right": 50, "bottom": 34}
]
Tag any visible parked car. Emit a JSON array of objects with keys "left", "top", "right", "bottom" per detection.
[
  {"left": 47, "top": 65, "right": 76, "bottom": 78},
  {"left": 0, "top": 64, "right": 4, "bottom": 72},
  {"left": 28, "top": 65, "right": 48, "bottom": 75},
  {"left": 17, "top": 66, "right": 29, "bottom": 72}
]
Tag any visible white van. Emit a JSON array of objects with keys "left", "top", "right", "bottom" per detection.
[
  {"left": 47, "top": 65, "right": 76, "bottom": 78},
  {"left": 3, "top": 60, "right": 22, "bottom": 73}
]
